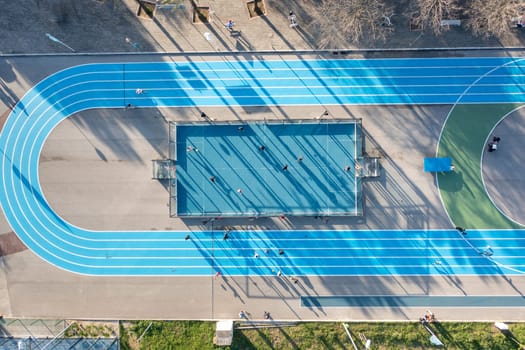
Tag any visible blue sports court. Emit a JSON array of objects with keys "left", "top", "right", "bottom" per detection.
[{"left": 175, "top": 120, "right": 362, "bottom": 217}]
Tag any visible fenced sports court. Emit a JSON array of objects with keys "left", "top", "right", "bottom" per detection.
[{"left": 169, "top": 119, "right": 363, "bottom": 217}]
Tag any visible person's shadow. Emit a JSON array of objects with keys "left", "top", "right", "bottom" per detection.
[{"left": 229, "top": 30, "right": 242, "bottom": 37}]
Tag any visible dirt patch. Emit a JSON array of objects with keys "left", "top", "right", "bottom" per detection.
[
  {"left": 0, "top": 0, "right": 523, "bottom": 54},
  {"left": 0, "top": 109, "right": 11, "bottom": 133},
  {"left": 247, "top": 0, "right": 266, "bottom": 18},
  {"left": 193, "top": 6, "right": 210, "bottom": 24},
  {"left": 0, "top": 232, "right": 27, "bottom": 256},
  {"left": 137, "top": 0, "right": 156, "bottom": 20}
]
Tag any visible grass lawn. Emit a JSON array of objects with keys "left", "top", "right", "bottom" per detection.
[{"left": 119, "top": 320, "right": 525, "bottom": 349}]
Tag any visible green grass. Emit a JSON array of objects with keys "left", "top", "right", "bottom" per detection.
[{"left": 120, "top": 321, "right": 525, "bottom": 350}]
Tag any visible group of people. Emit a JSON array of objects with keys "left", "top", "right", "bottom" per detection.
[
  {"left": 419, "top": 310, "right": 436, "bottom": 324},
  {"left": 238, "top": 310, "right": 271, "bottom": 320},
  {"left": 487, "top": 136, "right": 501, "bottom": 152}
]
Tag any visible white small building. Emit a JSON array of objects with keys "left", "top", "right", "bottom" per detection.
[{"left": 214, "top": 320, "right": 234, "bottom": 346}]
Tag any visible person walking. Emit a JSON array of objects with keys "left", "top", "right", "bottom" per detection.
[{"left": 288, "top": 11, "right": 298, "bottom": 27}]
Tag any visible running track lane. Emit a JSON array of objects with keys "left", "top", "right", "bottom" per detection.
[{"left": 1, "top": 57, "right": 525, "bottom": 276}]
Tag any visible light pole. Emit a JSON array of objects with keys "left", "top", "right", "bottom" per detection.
[{"left": 45, "top": 33, "right": 75, "bottom": 52}]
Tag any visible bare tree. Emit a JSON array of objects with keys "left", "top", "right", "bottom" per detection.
[
  {"left": 314, "top": 0, "right": 392, "bottom": 49},
  {"left": 411, "top": 0, "right": 461, "bottom": 35},
  {"left": 466, "top": 0, "right": 523, "bottom": 38}
]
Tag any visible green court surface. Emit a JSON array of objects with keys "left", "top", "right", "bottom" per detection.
[{"left": 438, "top": 103, "right": 525, "bottom": 229}]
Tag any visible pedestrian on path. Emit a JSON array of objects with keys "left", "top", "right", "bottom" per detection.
[
  {"left": 239, "top": 310, "right": 247, "bottom": 319},
  {"left": 263, "top": 311, "right": 270, "bottom": 319},
  {"left": 288, "top": 11, "right": 298, "bottom": 27},
  {"left": 226, "top": 19, "right": 235, "bottom": 30}
]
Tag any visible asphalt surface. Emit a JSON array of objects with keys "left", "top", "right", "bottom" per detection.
[{"left": 1, "top": 2, "right": 525, "bottom": 322}]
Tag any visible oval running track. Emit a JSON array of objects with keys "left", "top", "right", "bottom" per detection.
[{"left": 1, "top": 57, "right": 525, "bottom": 276}]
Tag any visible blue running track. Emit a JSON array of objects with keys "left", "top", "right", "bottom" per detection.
[{"left": 1, "top": 57, "right": 525, "bottom": 276}]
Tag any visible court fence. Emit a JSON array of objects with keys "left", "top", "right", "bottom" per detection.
[
  {"left": 159, "top": 118, "right": 382, "bottom": 219},
  {"left": 0, "top": 318, "right": 119, "bottom": 349}
]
